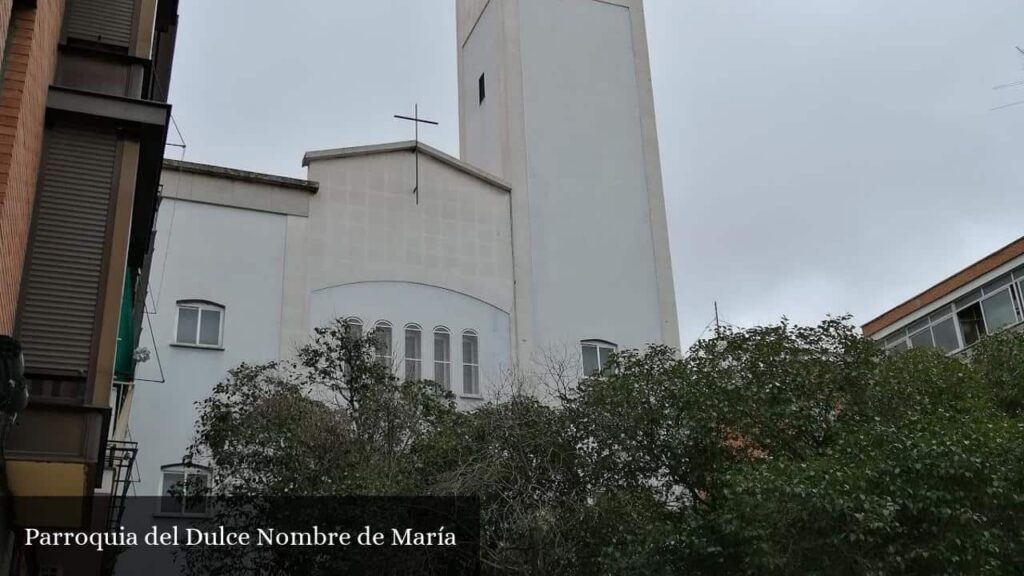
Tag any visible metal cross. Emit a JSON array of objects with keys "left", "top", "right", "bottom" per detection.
[{"left": 394, "top": 104, "right": 438, "bottom": 204}]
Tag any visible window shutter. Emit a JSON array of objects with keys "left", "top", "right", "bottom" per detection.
[
  {"left": 19, "top": 127, "right": 118, "bottom": 375},
  {"left": 65, "top": 0, "right": 136, "bottom": 49}
]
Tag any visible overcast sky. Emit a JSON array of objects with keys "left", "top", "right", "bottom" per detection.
[{"left": 166, "top": 0, "right": 1024, "bottom": 348}]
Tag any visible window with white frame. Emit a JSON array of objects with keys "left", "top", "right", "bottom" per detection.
[
  {"left": 462, "top": 330, "right": 480, "bottom": 396},
  {"left": 373, "top": 321, "right": 393, "bottom": 367},
  {"left": 159, "top": 465, "right": 211, "bottom": 515},
  {"left": 581, "top": 340, "right": 617, "bottom": 377},
  {"left": 175, "top": 301, "right": 224, "bottom": 348},
  {"left": 405, "top": 324, "right": 422, "bottom": 381},
  {"left": 433, "top": 327, "right": 451, "bottom": 388},
  {"left": 883, "top": 265, "right": 1024, "bottom": 355},
  {"left": 343, "top": 317, "right": 363, "bottom": 338}
]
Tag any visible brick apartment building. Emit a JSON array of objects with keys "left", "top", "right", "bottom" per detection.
[
  {"left": 864, "top": 236, "right": 1024, "bottom": 355},
  {"left": 0, "top": 0, "right": 179, "bottom": 573}
]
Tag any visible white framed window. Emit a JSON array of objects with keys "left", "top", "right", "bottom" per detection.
[
  {"left": 159, "top": 464, "right": 211, "bottom": 516},
  {"left": 433, "top": 326, "right": 451, "bottom": 388},
  {"left": 373, "top": 321, "right": 393, "bottom": 367},
  {"left": 885, "top": 267, "right": 1024, "bottom": 356},
  {"left": 462, "top": 330, "right": 480, "bottom": 396},
  {"left": 405, "top": 324, "right": 422, "bottom": 381},
  {"left": 981, "top": 288, "right": 1019, "bottom": 335},
  {"left": 343, "top": 317, "right": 363, "bottom": 338},
  {"left": 174, "top": 301, "right": 224, "bottom": 348},
  {"left": 581, "top": 340, "right": 617, "bottom": 377}
]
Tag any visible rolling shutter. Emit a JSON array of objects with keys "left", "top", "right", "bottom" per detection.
[
  {"left": 19, "top": 127, "right": 118, "bottom": 375},
  {"left": 65, "top": 0, "right": 136, "bottom": 49}
]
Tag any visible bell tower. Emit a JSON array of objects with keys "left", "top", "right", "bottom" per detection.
[{"left": 457, "top": 0, "right": 679, "bottom": 371}]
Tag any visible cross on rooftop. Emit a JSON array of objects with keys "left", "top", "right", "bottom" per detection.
[{"left": 394, "top": 104, "right": 438, "bottom": 204}]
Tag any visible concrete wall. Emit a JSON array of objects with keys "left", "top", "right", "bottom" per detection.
[
  {"left": 458, "top": 0, "right": 680, "bottom": 372},
  {"left": 295, "top": 149, "right": 515, "bottom": 396},
  {"left": 310, "top": 281, "right": 511, "bottom": 404},
  {"left": 131, "top": 196, "right": 289, "bottom": 495},
  {"left": 301, "top": 151, "right": 514, "bottom": 314},
  {"left": 460, "top": 1, "right": 505, "bottom": 178},
  {"left": 131, "top": 149, "right": 515, "bottom": 493}
]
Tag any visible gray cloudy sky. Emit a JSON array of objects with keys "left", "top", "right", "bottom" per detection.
[{"left": 167, "top": 0, "right": 1024, "bottom": 347}]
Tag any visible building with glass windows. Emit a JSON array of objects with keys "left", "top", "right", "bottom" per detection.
[
  {"left": 863, "top": 236, "right": 1024, "bottom": 355},
  {"left": 0, "top": 0, "right": 179, "bottom": 573}
]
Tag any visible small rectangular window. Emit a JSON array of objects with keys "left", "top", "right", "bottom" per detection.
[
  {"left": 199, "top": 309, "right": 221, "bottom": 346},
  {"left": 955, "top": 289, "right": 983, "bottom": 311},
  {"left": 887, "top": 341, "right": 909, "bottom": 354},
  {"left": 909, "top": 328, "right": 934, "bottom": 350},
  {"left": 982, "top": 274, "right": 1013, "bottom": 295},
  {"left": 883, "top": 330, "right": 907, "bottom": 348},
  {"left": 160, "top": 468, "right": 210, "bottom": 515},
  {"left": 581, "top": 341, "right": 617, "bottom": 377},
  {"left": 478, "top": 73, "right": 486, "bottom": 104},
  {"left": 981, "top": 289, "right": 1018, "bottom": 334},
  {"left": 176, "top": 303, "right": 224, "bottom": 348},
  {"left": 405, "top": 326, "right": 422, "bottom": 380},
  {"left": 957, "top": 302, "right": 986, "bottom": 347},
  {"left": 434, "top": 329, "right": 451, "bottom": 387},
  {"left": 906, "top": 317, "right": 929, "bottom": 335},
  {"left": 175, "top": 307, "right": 199, "bottom": 345},
  {"left": 176, "top": 303, "right": 224, "bottom": 347},
  {"left": 928, "top": 305, "right": 954, "bottom": 324},
  {"left": 931, "top": 317, "right": 960, "bottom": 353},
  {"left": 373, "top": 323, "right": 393, "bottom": 368},
  {"left": 343, "top": 318, "right": 363, "bottom": 338},
  {"left": 462, "top": 332, "right": 479, "bottom": 396}
]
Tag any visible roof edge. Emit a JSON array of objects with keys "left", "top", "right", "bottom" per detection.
[
  {"left": 302, "top": 140, "right": 512, "bottom": 192},
  {"left": 862, "top": 234, "right": 1024, "bottom": 337},
  {"left": 163, "top": 159, "right": 319, "bottom": 192}
]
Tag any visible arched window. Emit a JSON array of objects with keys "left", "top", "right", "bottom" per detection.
[
  {"left": 373, "top": 321, "right": 393, "bottom": 367},
  {"left": 159, "top": 463, "right": 211, "bottom": 515},
  {"left": 174, "top": 300, "right": 224, "bottom": 348},
  {"left": 342, "top": 317, "right": 363, "bottom": 338},
  {"left": 462, "top": 330, "right": 480, "bottom": 396},
  {"left": 404, "top": 324, "right": 422, "bottom": 381},
  {"left": 581, "top": 340, "right": 617, "bottom": 377},
  {"left": 433, "top": 326, "right": 451, "bottom": 388}
]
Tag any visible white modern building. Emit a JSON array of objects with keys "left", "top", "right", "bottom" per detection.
[{"left": 129, "top": 0, "right": 678, "bottom": 498}]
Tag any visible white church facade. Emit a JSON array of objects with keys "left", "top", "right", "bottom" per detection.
[{"left": 129, "top": 0, "right": 678, "bottom": 498}]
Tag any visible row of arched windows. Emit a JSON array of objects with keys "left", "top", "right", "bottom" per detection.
[{"left": 342, "top": 318, "right": 480, "bottom": 397}]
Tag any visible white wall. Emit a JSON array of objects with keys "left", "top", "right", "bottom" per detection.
[
  {"left": 461, "top": 1, "right": 506, "bottom": 178},
  {"left": 309, "top": 280, "right": 512, "bottom": 403},
  {"left": 131, "top": 197, "right": 289, "bottom": 495},
  {"left": 294, "top": 149, "right": 515, "bottom": 398},
  {"left": 459, "top": 0, "right": 681, "bottom": 369},
  {"left": 299, "top": 151, "right": 514, "bottom": 316}
]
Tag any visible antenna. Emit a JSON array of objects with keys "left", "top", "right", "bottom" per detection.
[
  {"left": 991, "top": 47, "right": 1024, "bottom": 111},
  {"left": 394, "top": 104, "right": 439, "bottom": 204}
]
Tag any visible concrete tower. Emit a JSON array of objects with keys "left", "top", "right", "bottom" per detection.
[{"left": 457, "top": 0, "right": 679, "bottom": 370}]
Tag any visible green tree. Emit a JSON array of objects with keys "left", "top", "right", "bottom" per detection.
[{"left": 183, "top": 317, "right": 1024, "bottom": 575}]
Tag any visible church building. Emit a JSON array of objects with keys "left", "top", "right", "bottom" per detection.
[{"left": 129, "top": 0, "right": 678, "bottom": 499}]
